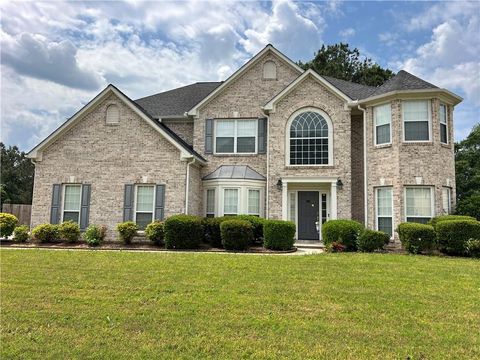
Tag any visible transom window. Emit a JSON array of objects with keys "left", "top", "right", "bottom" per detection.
[
  {"left": 374, "top": 103, "right": 391, "bottom": 145},
  {"left": 439, "top": 104, "right": 448, "bottom": 144},
  {"left": 63, "top": 184, "right": 82, "bottom": 223},
  {"left": 405, "top": 187, "right": 433, "bottom": 224},
  {"left": 376, "top": 187, "right": 393, "bottom": 237},
  {"left": 135, "top": 185, "right": 155, "bottom": 230},
  {"left": 215, "top": 119, "right": 257, "bottom": 154},
  {"left": 206, "top": 189, "right": 215, "bottom": 218},
  {"left": 289, "top": 111, "right": 329, "bottom": 165},
  {"left": 248, "top": 189, "right": 260, "bottom": 216},
  {"left": 403, "top": 100, "right": 431, "bottom": 141}
]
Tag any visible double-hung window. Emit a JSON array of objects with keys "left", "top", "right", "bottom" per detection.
[
  {"left": 206, "top": 189, "right": 216, "bottom": 217},
  {"left": 403, "top": 100, "right": 431, "bottom": 141},
  {"left": 223, "top": 189, "right": 239, "bottom": 216},
  {"left": 405, "top": 187, "right": 433, "bottom": 224},
  {"left": 248, "top": 189, "right": 260, "bottom": 216},
  {"left": 215, "top": 120, "right": 256, "bottom": 154},
  {"left": 376, "top": 187, "right": 393, "bottom": 237},
  {"left": 439, "top": 104, "right": 448, "bottom": 144},
  {"left": 63, "top": 184, "right": 82, "bottom": 223},
  {"left": 135, "top": 185, "right": 155, "bottom": 230},
  {"left": 374, "top": 104, "right": 391, "bottom": 145},
  {"left": 442, "top": 187, "right": 452, "bottom": 214}
]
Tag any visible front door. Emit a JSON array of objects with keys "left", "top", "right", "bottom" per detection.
[{"left": 298, "top": 191, "right": 319, "bottom": 240}]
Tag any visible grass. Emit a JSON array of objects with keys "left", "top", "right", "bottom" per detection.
[{"left": 1, "top": 249, "right": 479, "bottom": 359}]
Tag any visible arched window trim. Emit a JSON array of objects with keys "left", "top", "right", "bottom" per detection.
[
  {"left": 285, "top": 107, "right": 334, "bottom": 166},
  {"left": 263, "top": 60, "right": 277, "bottom": 80},
  {"left": 105, "top": 103, "right": 120, "bottom": 125}
]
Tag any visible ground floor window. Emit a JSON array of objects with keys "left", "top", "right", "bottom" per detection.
[
  {"left": 376, "top": 187, "right": 393, "bottom": 237},
  {"left": 405, "top": 187, "right": 433, "bottom": 224},
  {"left": 248, "top": 189, "right": 260, "bottom": 216},
  {"left": 206, "top": 189, "right": 215, "bottom": 217},
  {"left": 135, "top": 185, "right": 155, "bottom": 230},
  {"left": 223, "top": 189, "right": 239, "bottom": 216},
  {"left": 63, "top": 184, "right": 82, "bottom": 223},
  {"left": 442, "top": 187, "right": 452, "bottom": 214}
]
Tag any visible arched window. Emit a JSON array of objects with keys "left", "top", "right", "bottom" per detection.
[
  {"left": 289, "top": 111, "right": 330, "bottom": 165},
  {"left": 263, "top": 61, "right": 277, "bottom": 79},
  {"left": 106, "top": 104, "right": 120, "bottom": 124}
]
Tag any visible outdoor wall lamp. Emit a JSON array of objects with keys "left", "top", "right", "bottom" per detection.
[
  {"left": 276, "top": 179, "right": 283, "bottom": 190},
  {"left": 336, "top": 178, "right": 343, "bottom": 190}
]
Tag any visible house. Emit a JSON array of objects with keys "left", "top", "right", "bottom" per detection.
[{"left": 27, "top": 44, "right": 462, "bottom": 242}]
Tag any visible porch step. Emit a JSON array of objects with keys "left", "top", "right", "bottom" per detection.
[{"left": 295, "top": 241, "right": 325, "bottom": 249}]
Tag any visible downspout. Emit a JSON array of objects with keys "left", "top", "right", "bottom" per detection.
[
  {"left": 184, "top": 157, "right": 195, "bottom": 214},
  {"left": 265, "top": 114, "right": 270, "bottom": 219},
  {"left": 357, "top": 103, "right": 368, "bottom": 226}
]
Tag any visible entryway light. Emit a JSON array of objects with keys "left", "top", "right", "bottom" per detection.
[
  {"left": 336, "top": 178, "right": 343, "bottom": 190},
  {"left": 276, "top": 179, "right": 283, "bottom": 190}
]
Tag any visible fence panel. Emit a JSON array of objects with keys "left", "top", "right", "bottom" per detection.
[{"left": 2, "top": 204, "right": 32, "bottom": 226}]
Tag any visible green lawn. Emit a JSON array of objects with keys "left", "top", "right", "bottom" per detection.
[{"left": 1, "top": 249, "right": 479, "bottom": 359}]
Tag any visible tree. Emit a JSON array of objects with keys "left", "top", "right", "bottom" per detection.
[
  {"left": 0, "top": 143, "right": 34, "bottom": 207},
  {"left": 298, "top": 43, "right": 394, "bottom": 87},
  {"left": 455, "top": 124, "right": 480, "bottom": 219}
]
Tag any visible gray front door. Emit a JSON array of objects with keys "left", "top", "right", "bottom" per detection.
[{"left": 298, "top": 191, "right": 319, "bottom": 240}]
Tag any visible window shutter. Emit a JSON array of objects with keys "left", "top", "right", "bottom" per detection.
[
  {"left": 123, "top": 184, "right": 134, "bottom": 221},
  {"left": 155, "top": 184, "right": 166, "bottom": 220},
  {"left": 50, "top": 184, "right": 62, "bottom": 224},
  {"left": 258, "top": 117, "right": 267, "bottom": 154},
  {"left": 205, "top": 119, "right": 213, "bottom": 154},
  {"left": 79, "top": 184, "right": 91, "bottom": 231}
]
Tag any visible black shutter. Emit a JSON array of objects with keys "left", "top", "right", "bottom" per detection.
[
  {"left": 258, "top": 117, "right": 267, "bottom": 154},
  {"left": 123, "top": 184, "right": 134, "bottom": 221},
  {"left": 155, "top": 184, "right": 166, "bottom": 220},
  {"left": 50, "top": 184, "right": 62, "bottom": 224},
  {"left": 205, "top": 119, "right": 213, "bottom": 154},
  {"left": 79, "top": 184, "right": 91, "bottom": 231}
]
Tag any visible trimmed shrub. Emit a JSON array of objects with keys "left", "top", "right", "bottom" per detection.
[
  {"left": 31, "top": 223, "right": 59, "bottom": 243},
  {"left": 202, "top": 217, "right": 230, "bottom": 248},
  {"left": 397, "top": 222, "right": 436, "bottom": 254},
  {"left": 326, "top": 241, "right": 346, "bottom": 253},
  {"left": 436, "top": 220, "right": 480, "bottom": 256},
  {"left": 220, "top": 219, "right": 253, "bottom": 251},
  {"left": 263, "top": 220, "right": 296, "bottom": 251},
  {"left": 235, "top": 215, "right": 265, "bottom": 243},
  {"left": 0, "top": 213, "right": 18, "bottom": 238},
  {"left": 428, "top": 215, "right": 476, "bottom": 229},
  {"left": 58, "top": 221, "right": 80, "bottom": 243},
  {"left": 357, "top": 229, "right": 390, "bottom": 252},
  {"left": 13, "top": 225, "right": 30, "bottom": 242},
  {"left": 322, "top": 220, "right": 364, "bottom": 251},
  {"left": 164, "top": 215, "right": 203, "bottom": 249},
  {"left": 466, "top": 239, "right": 480, "bottom": 258},
  {"left": 116, "top": 221, "right": 138, "bottom": 244},
  {"left": 145, "top": 221, "right": 165, "bottom": 245},
  {"left": 83, "top": 224, "right": 107, "bottom": 246}
]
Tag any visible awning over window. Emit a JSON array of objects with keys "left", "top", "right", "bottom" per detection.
[{"left": 202, "top": 165, "right": 265, "bottom": 181}]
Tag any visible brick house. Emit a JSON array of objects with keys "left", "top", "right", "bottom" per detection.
[{"left": 27, "top": 44, "right": 462, "bottom": 242}]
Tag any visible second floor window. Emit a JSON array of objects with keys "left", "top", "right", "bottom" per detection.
[
  {"left": 374, "top": 103, "right": 391, "bottom": 145},
  {"left": 215, "top": 119, "right": 257, "bottom": 154},
  {"left": 439, "top": 104, "right": 448, "bottom": 144},
  {"left": 403, "top": 100, "right": 431, "bottom": 142}
]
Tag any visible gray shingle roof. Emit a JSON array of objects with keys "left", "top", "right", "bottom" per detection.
[
  {"left": 135, "top": 82, "right": 221, "bottom": 118},
  {"left": 368, "top": 70, "right": 438, "bottom": 97},
  {"left": 322, "top": 75, "right": 376, "bottom": 100},
  {"left": 202, "top": 165, "right": 266, "bottom": 181}
]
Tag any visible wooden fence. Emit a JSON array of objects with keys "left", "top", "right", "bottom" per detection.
[{"left": 2, "top": 204, "right": 32, "bottom": 226}]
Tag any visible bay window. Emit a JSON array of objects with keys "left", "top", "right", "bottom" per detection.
[
  {"left": 223, "top": 189, "right": 239, "bottom": 216},
  {"left": 63, "top": 184, "right": 82, "bottom": 223},
  {"left": 403, "top": 100, "right": 431, "bottom": 141},
  {"left": 374, "top": 103, "right": 391, "bottom": 145},
  {"left": 442, "top": 187, "right": 452, "bottom": 214},
  {"left": 376, "top": 187, "right": 393, "bottom": 237},
  {"left": 206, "top": 189, "right": 215, "bottom": 218},
  {"left": 248, "top": 189, "right": 260, "bottom": 216},
  {"left": 439, "top": 104, "right": 448, "bottom": 144},
  {"left": 215, "top": 119, "right": 257, "bottom": 154},
  {"left": 135, "top": 185, "right": 155, "bottom": 230},
  {"left": 405, "top": 187, "right": 433, "bottom": 223}
]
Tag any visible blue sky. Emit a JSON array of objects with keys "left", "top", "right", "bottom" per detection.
[{"left": 1, "top": 0, "right": 479, "bottom": 151}]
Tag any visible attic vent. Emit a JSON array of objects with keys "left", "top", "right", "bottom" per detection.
[
  {"left": 106, "top": 104, "right": 120, "bottom": 124},
  {"left": 263, "top": 61, "right": 277, "bottom": 79}
]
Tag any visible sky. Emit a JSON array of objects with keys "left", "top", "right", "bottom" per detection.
[{"left": 1, "top": 0, "right": 479, "bottom": 151}]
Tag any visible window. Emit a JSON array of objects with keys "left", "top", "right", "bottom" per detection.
[
  {"left": 376, "top": 187, "right": 393, "bottom": 237},
  {"left": 263, "top": 60, "right": 277, "bottom": 79},
  {"left": 289, "top": 111, "right": 329, "bottom": 165},
  {"left": 403, "top": 100, "right": 431, "bottom": 141},
  {"left": 215, "top": 120, "right": 256, "bottom": 154},
  {"left": 405, "top": 187, "right": 433, "bottom": 224},
  {"left": 248, "top": 189, "right": 260, "bottom": 216},
  {"left": 106, "top": 104, "right": 120, "bottom": 124},
  {"left": 223, "top": 189, "right": 239, "bottom": 216},
  {"left": 288, "top": 192, "right": 296, "bottom": 223},
  {"left": 442, "top": 187, "right": 451, "bottom": 214},
  {"left": 63, "top": 184, "right": 81, "bottom": 223},
  {"left": 374, "top": 103, "right": 391, "bottom": 145},
  {"left": 440, "top": 104, "right": 448, "bottom": 144},
  {"left": 206, "top": 189, "right": 215, "bottom": 217},
  {"left": 135, "top": 185, "right": 155, "bottom": 230}
]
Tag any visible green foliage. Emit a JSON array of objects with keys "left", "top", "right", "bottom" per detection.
[
  {"left": 428, "top": 215, "right": 476, "bottom": 229},
  {"left": 220, "top": 219, "right": 253, "bottom": 251},
  {"left": 322, "top": 219, "right": 364, "bottom": 251},
  {"left": 325, "top": 242, "right": 346, "bottom": 253},
  {"left": 298, "top": 43, "right": 394, "bottom": 86},
  {"left": 116, "top": 221, "right": 138, "bottom": 244},
  {"left": 465, "top": 239, "right": 480, "bottom": 258},
  {"left": 31, "top": 223, "right": 59, "bottom": 243},
  {"left": 145, "top": 221, "right": 165, "bottom": 245},
  {"left": 13, "top": 225, "right": 29, "bottom": 242},
  {"left": 397, "top": 223, "right": 436, "bottom": 254},
  {"left": 456, "top": 194, "right": 480, "bottom": 221},
  {"left": 235, "top": 215, "right": 265, "bottom": 243},
  {"left": 436, "top": 220, "right": 480, "bottom": 256},
  {"left": 357, "top": 229, "right": 390, "bottom": 252},
  {"left": 202, "top": 217, "right": 230, "bottom": 248},
  {"left": 83, "top": 225, "right": 106, "bottom": 246},
  {"left": 0, "top": 212, "right": 18, "bottom": 238},
  {"left": 164, "top": 215, "right": 203, "bottom": 249},
  {"left": 263, "top": 220, "right": 296, "bottom": 250},
  {"left": 58, "top": 221, "right": 80, "bottom": 243}
]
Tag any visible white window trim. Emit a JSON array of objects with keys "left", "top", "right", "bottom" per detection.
[
  {"left": 404, "top": 186, "right": 435, "bottom": 222},
  {"left": 442, "top": 186, "right": 452, "bottom": 215},
  {"left": 222, "top": 187, "right": 240, "bottom": 216},
  {"left": 204, "top": 188, "right": 216, "bottom": 217},
  {"left": 439, "top": 103, "right": 448, "bottom": 144},
  {"left": 375, "top": 186, "right": 394, "bottom": 238},
  {"left": 214, "top": 119, "right": 258, "bottom": 155},
  {"left": 134, "top": 184, "right": 156, "bottom": 226},
  {"left": 402, "top": 100, "right": 432, "bottom": 143},
  {"left": 285, "top": 107, "right": 334, "bottom": 167},
  {"left": 247, "top": 188, "right": 261, "bottom": 216},
  {"left": 61, "top": 184, "right": 82, "bottom": 224},
  {"left": 373, "top": 103, "right": 392, "bottom": 146}
]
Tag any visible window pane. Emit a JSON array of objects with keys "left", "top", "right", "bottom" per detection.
[
  {"left": 404, "top": 101, "right": 428, "bottom": 121},
  {"left": 136, "top": 186, "right": 154, "bottom": 212},
  {"left": 406, "top": 188, "right": 432, "bottom": 217},
  {"left": 248, "top": 189, "right": 260, "bottom": 215},
  {"left": 206, "top": 189, "right": 215, "bottom": 214},
  {"left": 216, "top": 120, "right": 235, "bottom": 137},
  {"left": 136, "top": 213, "right": 153, "bottom": 230},
  {"left": 375, "top": 104, "right": 391, "bottom": 126},
  {"left": 442, "top": 188, "right": 451, "bottom": 214},
  {"left": 224, "top": 189, "right": 238, "bottom": 215},
  {"left": 376, "top": 124, "right": 390, "bottom": 144},
  {"left": 378, "top": 217, "right": 393, "bottom": 237},
  {"left": 290, "top": 138, "right": 328, "bottom": 165},
  {"left": 237, "top": 137, "right": 255, "bottom": 153},
  {"left": 64, "top": 185, "right": 81, "bottom": 211},
  {"left": 237, "top": 120, "right": 256, "bottom": 136},
  {"left": 377, "top": 188, "right": 392, "bottom": 216},
  {"left": 216, "top": 137, "right": 234, "bottom": 153},
  {"left": 439, "top": 105, "right": 447, "bottom": 124},
  {"left": 63, "top": 211, "right": 79, "bottom": 223},
  {"left": 405, "top": 121, "right": 429, "bottom": 141},
  {"left": 440, "top": 124, "right": 447, "bottom": 143}
]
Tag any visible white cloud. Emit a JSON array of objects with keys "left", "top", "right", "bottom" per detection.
[{"left": 339, "top": 27, "right": 355, "bottom": 39}]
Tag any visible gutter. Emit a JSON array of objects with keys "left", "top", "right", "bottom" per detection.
[{"left": 184, "top": 157, "right": 196, "bottom": 214}]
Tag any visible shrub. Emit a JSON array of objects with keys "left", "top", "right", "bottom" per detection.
[
  {"left": 202, "top": 217, "right": 230, "bottom": 248},
  {"left": 263, "top": 220, "right": 296, "bottom": 251},
  {"left": 466, "top": 239, "right": 480, "bottom": 258},
  {"left": 83, "top": 224, "right": 107, "bottom": 246},
  {"left": 13, "top": 225, "right": 30, "bottom": 242},
  {"left": 116, "top": 221, "right": 138, "bottom": 244},
  {"left": 58, "top": 221, "right": 80, "bottom": 243},
  {"left": 428, "top": 215, "right": 476, "bottom": 229},
  {"left": 31, "top": 223, "right": 59, "bottom": 243},
  {"left": 164, "top": 215, "right": 203, "bottom": 249},
  {"left": 322, "top": 220, "right": 364, "bottom": 251},
  {"left": 357, "top": 229, "right": 390, "bottom": 252},
  {"left": 235, "top": 215, "right": 265, "bottom": 243},
  {"left": 220, "top": 219, "right": 253, "bottom": 251},
  {"left": 436, "top": 220, "right": 480, "bottom": 256},
  {"left": 145, "top": 221, "right": 165, "bottom": 245},
  {"left": 397, "top": 222, "right": 436, "bottom": 254},
  {"left": 326, "top": 241, "right": 346, "bottom": 253},
  {"left": 0, "top": 213, "right": 18, "bottom": 238}
]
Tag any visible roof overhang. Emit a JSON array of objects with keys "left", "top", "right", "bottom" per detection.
[{"left": 354, "top": 88, "right": 463, "bottom": 107}]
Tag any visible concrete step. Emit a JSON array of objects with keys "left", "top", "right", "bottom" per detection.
[{"left": 295, "top": 241, "right": 324, "bottom": 249}]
